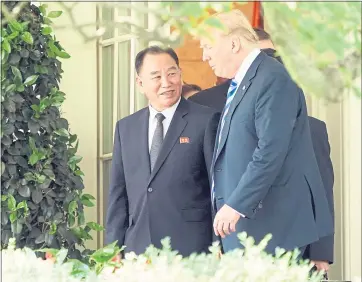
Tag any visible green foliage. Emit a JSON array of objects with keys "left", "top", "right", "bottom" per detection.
[
  {"left": 1, "top": 2, "right": 96, "bottom": 260},
  {"left": 264, "top": 2, "right": 361, "bottom": 102}
]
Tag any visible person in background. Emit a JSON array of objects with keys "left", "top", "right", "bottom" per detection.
[
  {"left": 182, "top": 83, "right": 202, "bottom": 99},
  {"left": 190, "top": 24, "right": 335, "bottom": 276}
]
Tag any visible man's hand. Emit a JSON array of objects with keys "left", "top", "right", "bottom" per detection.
[
  {"left": 311, "top": 260, "right": 329, "bottom": 272},
  {"left": 213, "top": 204, "right": 242, "bottom": 238}
]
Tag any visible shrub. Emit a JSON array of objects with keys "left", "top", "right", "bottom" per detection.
[{"left": 1, "top": 1, "right": 100, "bottom": 259}]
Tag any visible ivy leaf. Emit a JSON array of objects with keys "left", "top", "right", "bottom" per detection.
[
  {"left": 11, "top": 221, "right": 23, "bottom": 235},
  {"left": 78, "top": 211, "right": 85, "bottom": 226},
  {"left": 9, "top": 20, "right": 23, "bottom": 32},
  {"left": 16, "top": 201, "right": 26, "bottom": 210},
  {"left": 24, "top": 172, "right": 35, "bottom": 181},
  {"left": 11, "top": 66, "right": 22, "bottom": 81},
  {"left": 69, "top": 155, "right": 82, "bottom": 164},
  {"left": 7, "top": 31, "right": 19, "bottom": 40},
  {"left": 41, "top": 27, "right": 53, "bottom": 35},
  {"left": 81, "top": 194, "right": 95, "bottom": 207},
  {"left": 75, "top": 170, "right": 84, "bottom": 177},
  {"left": 68, "top": 201, "right": 77, "bottom": 214},
  {"left": 49, "top": 222, "right": 57, "bottom": 235},
  {"left": 43, "top": 169, "right": 55, "bottom": 180},
  {"left": 29, "top": 137, "right": 37, "bottom": 151},
  {"left": 31, "top": 189, "right": 43, "bottom": 204},
  {"left": 35, "top": 233, "right": 45, "bottom": 244},
  {"left": 10, "top": 212, "right": 17, "bottom": 223},
  {"left": 21, "top": 21, "right": 30, "bottom": 30},
  {"left": 48, "top": 11, "right": 63, "bottom": 18},
  {"left": 29, "top": 153, "right": 39, "bottom": 165},
  {"left": 7, "top": 195, "right": 16, "bottom": 211},
  {"left": 69, "top": 134, "right": 77, "bottom": 143},
  {"left": 35, "top": 65, "right": 48, "bottom": 74},
  {"left": 68, "top": 214, "right": 75, "bottom": 227},
  {"left": 5, "top": 84, "right": 16, "bottom": 93},
  {"left": 16, "top": 85, "right": 25, "bottom": 92},
  {"left": 90, "top": 241, "right": 120, "bottom": 264},
  {"left": 2, "top": 39, "right": 11, "bottom": 53},
  {"left": 43, "top": 17, "right": 53, "bottom": 25},
  {"left": 24, "top": 75, "right": 39, "bottom": 86},
  {"left": 86, "top": 222, "right": 105, "bottom": 232},
  {"left": 39, "top": 4, "right": 48, "bottom": 15},
  {"left": 21, "top": 32, "right": 33, "bottom": 45},
  {"left": 18, "top": 185, "right": 30, "bottom": 198},
  {"left": 54, "top": 128, "right": 69, "bottom": 138},
  {"left": 36, "top": 174, "right": 46, "bottom": 184},
  {"left": 57, "top": 51, "right": 71, "bottom": 59},
  {"left": 81, "top": 198, "right": 94, "bottom": 207}
]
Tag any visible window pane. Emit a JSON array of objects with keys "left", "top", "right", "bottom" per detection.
[
  {"left": 118, "top": 41, "right": 131, "bottom": 119},
  {"left": 118, "top": 7, "right": 131, "bottom": 35},
  {"left": 143, "top": 2, "right": 148, "bottom": 30},
  {"left": 102, "top": 159, "right": 112, "bottom": 241},
  {"left": 134, "top": 38, "right": 148, "bottom": 111},
  {"left": 102, "top": 6, "right": 114, "bottom": 39},
  {"left": 102, "top": 46, "right": 114, "bottom": 154}
]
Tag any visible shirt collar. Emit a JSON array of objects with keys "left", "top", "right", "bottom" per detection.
[
  {"left": 149, "top": 97, "right": 181, "bottom": 120},
  {"left": 234, "top": 48, "right": 261, "bottom": 85}
]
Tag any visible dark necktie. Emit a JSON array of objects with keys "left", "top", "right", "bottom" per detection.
[{"left": 150, "top": 113, "right": 165, "bottom": 171}]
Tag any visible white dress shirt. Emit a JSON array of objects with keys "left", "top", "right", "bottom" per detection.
[
  {"left": 232, "top": 48, "right": 261, "bottom": 95},
  {"left": 148, "top": 98, "right": 181, "bottom": 152}
]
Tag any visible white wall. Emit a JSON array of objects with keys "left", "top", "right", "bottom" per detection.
[
  {"left": 49, "top": 2, "right": 99, "bottom": 249},
  {"left": 342, "top": 93, "right": 361, "bottom": 280},
  {"left": 309, "top": 92, "right": 361, "bottom": 280}
]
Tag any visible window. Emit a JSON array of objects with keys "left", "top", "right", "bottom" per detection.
[{"left": 97, "top": 2, "right": 151, "bottom": 245}]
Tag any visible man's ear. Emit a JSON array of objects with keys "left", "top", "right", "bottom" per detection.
[
  {"left": 231, "top": 36, "right": 241, "bottom": 54},
  {"left": 136, "top": 75, "right": 144, "bottom": 93}
]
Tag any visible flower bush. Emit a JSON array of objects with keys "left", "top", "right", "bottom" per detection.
[{"left": 2, "top": 233, "right": 325, "bottom": 282}]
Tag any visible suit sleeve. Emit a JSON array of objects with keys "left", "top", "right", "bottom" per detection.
[
  {"left": 203, "top": 112, "right": 221, "bottom": 181},
  {"left": 308, "top": 121, "right": 335, "bottom": 263},
  {"left": 204, "top": 112, "right": 222, "bottom": 246},
  {"left": 105, "top": 121, "right": 129, "bottom": 247},
  {"left": 226, "top": 73, "right": 300, "bottom": 218}
]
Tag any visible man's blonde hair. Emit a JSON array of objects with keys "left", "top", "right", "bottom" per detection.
[{"left": 211, "top": 9, "right": 259, "bottom": 45}]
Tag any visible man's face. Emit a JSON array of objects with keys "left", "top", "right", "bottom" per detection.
[
  {"left": 200, "top": 32, "right": 234, "bottom": 78},
  {"left": 137, "top": 53, "right": 182, "bottom": 111}
]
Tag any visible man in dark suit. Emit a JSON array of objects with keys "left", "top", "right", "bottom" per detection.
[
  {"left": 190, "top": 27, "right": 335, "bottom": 273},
  {"left": 106, "top": 46, "right": 220, "bottom": 257},
  {"left": 197, "top": 9, "right": 333, "bottom": 257}
]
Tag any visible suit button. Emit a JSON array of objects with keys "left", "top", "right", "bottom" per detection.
[{"left": 147, "top": 187, "right": 153, "bottom": 193}]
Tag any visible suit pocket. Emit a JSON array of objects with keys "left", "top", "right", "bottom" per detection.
[{"left": 181, "top": 208, "right": 209, "bottom": 222}]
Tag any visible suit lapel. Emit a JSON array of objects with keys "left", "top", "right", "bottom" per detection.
[
  {"left": 139, "top": 108, "right": 151, "bottom": 178},
  {"left": 213, "top": 52, "right": 266, "bottom": 165},
  {"left": 148, "top": 98, "right": 188, "bottom": 186}
]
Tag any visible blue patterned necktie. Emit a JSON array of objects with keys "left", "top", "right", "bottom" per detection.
[{"left": 211, "top": 78, "right": 239, "bottom": 204}]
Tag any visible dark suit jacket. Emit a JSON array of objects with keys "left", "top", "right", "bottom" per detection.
[
  {"left": 189, "top": 50, "right": 335, "bottom": 262},
  {"left": 106, "top": 98, "right": 220, "bottom": 257},
  {"left": 193, "top": 51, "right": 333, "bottom": 255}
]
